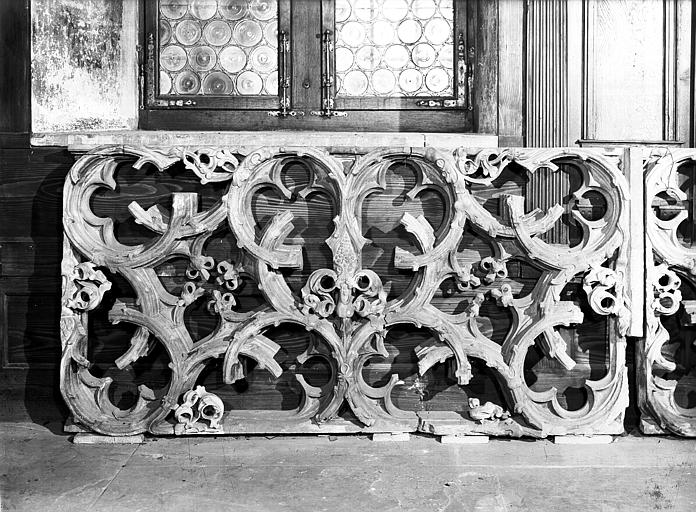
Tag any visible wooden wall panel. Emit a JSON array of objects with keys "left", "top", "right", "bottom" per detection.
[
  {"left": 475, "top": 0, "right": 499, "bottom": 134},
  {"left": 525, "top": 0, "right": 693, "bottom": 147},
  {"left": 0, "top": 148, "right": 74, "bottom": 422},
  {"left": 584, "top": 0, "right": 665, "bottom": 141},
  {"left": 497, "top": 0, "right": 524, "bottom": 146},
  {"left": 1, "top": 278, "right": 61, "bottom": 368},
  {"left": 0, "top": 0, "right": 30, "bottom": 144}
]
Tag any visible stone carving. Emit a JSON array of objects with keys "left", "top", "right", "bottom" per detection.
[
  {"left": 65, "top": 262, "right": 112, "bottom": 312},
  {"left": 60, "top": 145, "right": 632, "bottom": 437},
  {"left": 174, "top": 386, "right": 225, "bottom": 434},
  {"left": 583, "top": 265, "right": 630, "bottom": 335},
  {"left": 641, "top": 149, "right": 696, "bottom": 436},
  {"left": 468, "top": 398, "right": 511, "bottom": 422}
]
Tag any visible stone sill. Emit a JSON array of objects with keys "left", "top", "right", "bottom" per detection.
[{"left": 30, "top": 130, "right": 499, "bottom": 152}]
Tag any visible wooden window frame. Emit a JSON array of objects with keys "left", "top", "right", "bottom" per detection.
[{"left": 140, "top": 0, "right": 477, "bottom": 132}]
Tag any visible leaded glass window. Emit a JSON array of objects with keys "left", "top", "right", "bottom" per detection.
[
  {"left": 335, "top": 0, "right": 454, "bottom": 98},
  {"left": 158, "top": 0, "right": 279, "bottom": 97}
]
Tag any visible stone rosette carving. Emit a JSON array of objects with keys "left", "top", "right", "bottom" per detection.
[
  {"left": 174, "top": 386, "right": 225, "bottom": 434},
  {"left": 60, "top": 144, "right": 633, "bottom": 438}
]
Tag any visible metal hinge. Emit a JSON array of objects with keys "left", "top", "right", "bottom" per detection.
[
  {"left": 466, "top": 45, "right": 475, "bottom": 111},
  {"left": 137, "top": 43, "right": 145, "bottom": 110},
  {"left": 456, "top": 32, "right": 474, "bottom": 111},
  {"left": 145, "top": 33, "right": 197, "bottom": 108},
  {"left": 416, "top": 99, "right": 461, "bottom": 108},
  {"left": 417, "top": 32, "right": 471, "bottom": 110},
  {"left": 311, "top": 30, "right": 347, "bottom": 118},
  {"left": 267, "top": 30, "right": 303, "bottom": 117}
]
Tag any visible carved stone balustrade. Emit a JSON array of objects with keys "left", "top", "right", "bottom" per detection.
[
  {"left": 59, "top": 143, "right": 696, "bottom": 438},
  {"left": 641, "top": 149, "right": 696, "bottom": 437}
]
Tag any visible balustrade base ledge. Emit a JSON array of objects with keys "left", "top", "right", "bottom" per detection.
[{"left": 30, "top": 130, "right": 499, "bottom": 152}]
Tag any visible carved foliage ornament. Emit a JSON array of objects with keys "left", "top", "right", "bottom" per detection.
[{"left": 61, "top": 145, "right": 631, "bottom": 437}]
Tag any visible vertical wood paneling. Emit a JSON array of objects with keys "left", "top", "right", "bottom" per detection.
[
  {"left": 0, "top": 0, "right": 30, "bottom": 141},
  {"left": 290, "top": 0, "right": 322, "bottom": 110},
  {"left": 675, "top": 0, "right": 693, "bottom": 145},
  {"left": 664, "top": 0, "right": 677, "bottom": 140},
  {"left": 525, "top": 0, "right": 568, "bottom": 147},
  {"left": 526, "top": 0, "right": 692, "bottom": 146},
  {"left": 475, "top": 0, "right": 499, "bottom": 134},
  {"left": 498, "top": 0, "right": 524, "bottom": 146}
]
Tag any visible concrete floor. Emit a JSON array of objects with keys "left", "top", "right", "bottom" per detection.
[{"left": 1, "top": 422, "right": 695, "bottom": 512}]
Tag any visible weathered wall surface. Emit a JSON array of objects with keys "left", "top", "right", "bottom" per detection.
[{"left": 30, "top": 0, "right": 138, "bottom": 132}]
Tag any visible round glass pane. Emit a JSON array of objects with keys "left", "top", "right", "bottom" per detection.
[
  {"left": 439, "top": 0, "right": 454, "bottom": 20},
  {"left": 370, "top": 20, "right": 394, "bottom": 46},
  {"left": 335, "top": 0, "right": 352, "bottom": 23},
  {"left": 398, "top": 68, "right": 422, "bottom": 92},
  {"left": 175, "top": 19, "right": 202, "bottom": 46},
  {"left": 335, "top": 47, "right": 354, "bottom": 72},
  {"left": 203, "top": 72, "right": 234, "bottom": 94},
  {"left": 438, "top": 44, "right": 453, "bottom": 66},
  {"left": 234, "top": 20, "right": 263, "bottom": 47},
  {"left": 412, "top": 0, "right": 437, "bottom": 19},
  {"left": 159, "top": 71, "right": 172, "bottom": 94},
  {"left": 355, "top": 46, "right": 381, "bottom": 70},
  {"left": 372, "top": 68, "right": 396, "bottom": 94},
  {"left": 397, "top": 19, "right": 422, "bottom": 44},
  {"left": 190, "top": 0, "right": 217, "bottom": 20},
  {"left": 382, "top": 0, "right": 408, "bottom": 22},
  {"left": 354, "top": 0, "right": 379, "bottom": 22},
  {"left": 424, "top": 18, "right": 450, "bottom": 45},
  {"left": 161, "top": 45, "right": 187, "bottom": 71},
  {"left": 265, "top": 71, "right": 278, "bottom": 94},
  {"left": 250, "top": 45, "right": 276, "bottom": 73},
  {"left": 175, "top": 70, "right": 201, "bottom": 94},
  {"left": 343, "top": 70, "right": 368, "bottom": 95},
  {"left": 189, "top": 46, "right": 217, "bottom": 72},
  {"left": 204, "top": 20, "right": 232, "bottom": 46},
  {"left": 236, "top": 70, "right": 263, "bottom": 94},
  {"left": 160, "top": 20, "right": 172, "bottom": 45},
  {"left": 340, "top": 21, "right": 366, "bottom": 47},
  {"left": 219, "top": 0, "right": 248, "bottom": 20},
  {"left": 219, "top": 46, "right": 247, "bottom": 73},
  {"left": 264, "top": 22, "right": 278, "bottom": 47},
  {"left": 160, "top": 0, "right": 188, "bottom": 20},
  {"left": 425, "top": 66, "right": 449, "bottom": 92},
  {"left": 250, "top": 0, "right": 277, "bottom": 21},
  {"left": 383, "top": 45, "right": 410, "bottom": 69},
  {"left": 412, "top": 43, "right": 436, "bottom": 67}
]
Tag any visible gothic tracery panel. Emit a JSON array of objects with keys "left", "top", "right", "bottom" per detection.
[
  {"left": 641, "top": 149, "right": 696, "bottom": 437},
  {"left": 60, "top": 145, "right": 632, "bottom": 437}
]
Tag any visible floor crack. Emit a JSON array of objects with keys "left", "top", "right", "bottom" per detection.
[{"left": 89, "top": 443, "right": 140, "bottom": 508}]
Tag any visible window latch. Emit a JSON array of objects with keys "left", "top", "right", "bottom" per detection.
[{"left": 268, "top": 30, "right": 304, "bottom": 117}]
